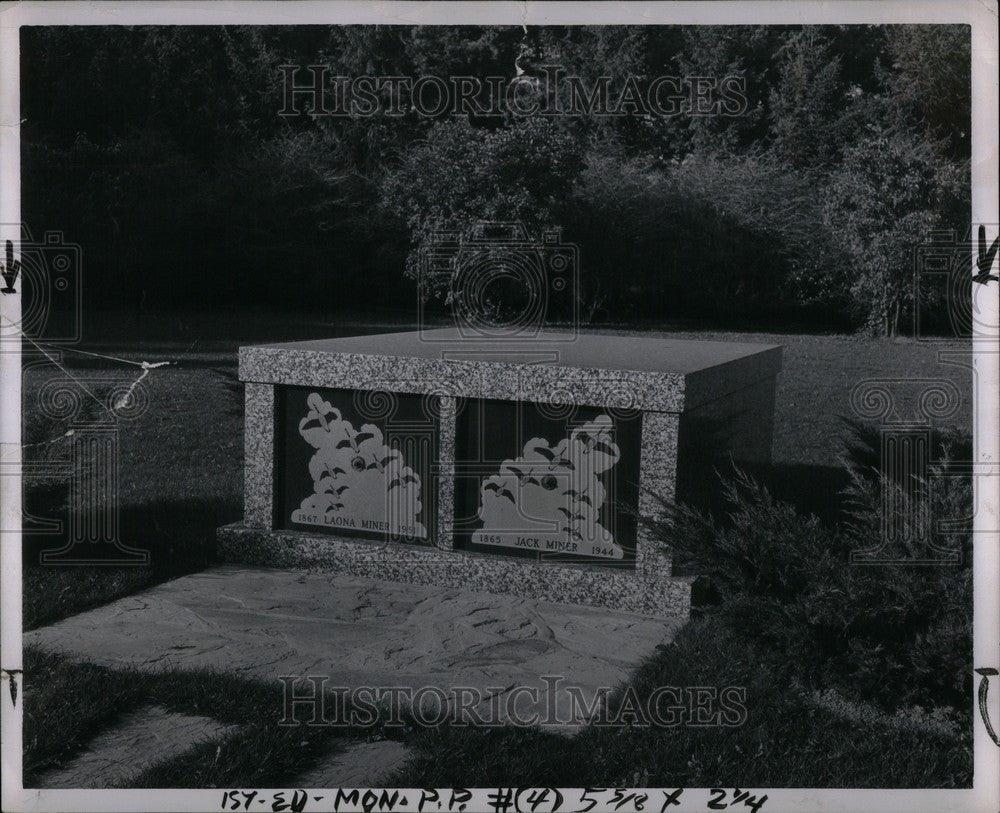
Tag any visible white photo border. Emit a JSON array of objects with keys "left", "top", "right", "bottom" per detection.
[{"left": 1, "top": 2, "right": 996, "bottom": 812}]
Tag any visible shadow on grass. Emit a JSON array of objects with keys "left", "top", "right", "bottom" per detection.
[
  {"left": 22, "top": 648, "right": 386, "bottom": 789},
  {"left": 680, "top": 460, "right": 849, "bottom": 527},
  {"left": 399, "top": 617, "right": 972, "bottom": 789},
  {"left": 22, "top": 648, "right": 148, "bottom": 785},
  {"left": 763, "top": 463, "right": 850, "bottom": 524},
  {"left": 23, "top": 495, "right": 239, "bottom": 630},
  {"left": 23, "top": 619, "right": 972, "bottom": 790}
]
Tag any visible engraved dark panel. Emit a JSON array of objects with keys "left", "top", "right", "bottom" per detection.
[
  {"left": 454, "top": 398, "right": 641, "bottom": 568},
  {"left": 275, "top": 385, "right": 438, "bottom": 543}
]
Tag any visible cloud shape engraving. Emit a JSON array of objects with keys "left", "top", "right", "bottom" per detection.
[
  {"left": 291, "top": 392, "right": 426, "bottom": 538},
  {"left": 473, "top": 414, "right": 624, "bottom": 560}
]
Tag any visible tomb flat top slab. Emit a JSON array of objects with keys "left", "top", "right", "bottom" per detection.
[
  {"left": 251, "top": 328, "right": 781, "bottom": 377},
  {"left": 242, "top": 329, "right": 781, "bottom": 410}
]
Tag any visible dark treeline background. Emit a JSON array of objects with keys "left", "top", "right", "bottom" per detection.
[{"left": 21, "top": 25, "right": 970, "bottom": 335}]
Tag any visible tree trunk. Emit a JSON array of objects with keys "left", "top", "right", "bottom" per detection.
[{"left": 883, "top": 295, "right": 901, "bottom": 338}]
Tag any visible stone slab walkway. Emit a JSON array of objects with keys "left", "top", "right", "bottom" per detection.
[
  {"left": 33, "top": 705, "right": 236, "bottom": 788},
  {"left": 26, "top": 565, "right": 679, "bottom": 729},
  {"left": 294, "top": 740, "right": 413, "bottom": 788}
]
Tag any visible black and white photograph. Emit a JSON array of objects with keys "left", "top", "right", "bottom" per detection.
[{"left": 1, "top": 2, "right": 997, "bottom": 812}]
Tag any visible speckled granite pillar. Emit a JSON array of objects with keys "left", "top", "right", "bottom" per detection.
[
  {"left": 637, "top": 411, "right": 679, "bottom": 577},
  {"left": 244, "top": 382, "right": 275, "bottom": 529},
  {"left": 435, "top": 395, "right": 456, "bottom": 550}
]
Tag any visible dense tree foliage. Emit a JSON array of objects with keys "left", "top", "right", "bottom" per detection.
[{"left": 21, "top": 24, "right": 970, "bottom": 333}]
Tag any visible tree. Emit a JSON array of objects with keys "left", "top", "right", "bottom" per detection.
[
  {"left": 824, "top": 120, "right": 963, "bottom": 336},
  {"left": 20, "top": 23, "right": 972, "bottom": 329},
  {"left": 768, "top": 28, "right": 850, "bottom": 169},
  {"left": 381, "top": 116, "right": 584, "bottom": 288},
  {"left": 675, "top": 26, "right": 791, "bottom": 155},
  {"left": 882, "top": 25, "right": 971, "bottom": 159}
]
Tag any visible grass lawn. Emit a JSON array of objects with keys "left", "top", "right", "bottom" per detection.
[
  {"left": 20, "top": 318, "right": 974, "bottom": 788},
  {"left": 24, "top": 614, "right": 972, "bottom": 789},
  {"left": 22, "top": 646, "right": 384, "bottom": 789},
  {"left": 401, "top": 615, "right": 970, "bottom": 789},
  {"left": 22, "top": 365, "right": 244, "bottom": 629}
]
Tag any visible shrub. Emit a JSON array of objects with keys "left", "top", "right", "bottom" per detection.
[
  {"left": 650, "top": 423, "right": 972, "bottom": 714},
  {"left": 380, "top": 116, "right": 584, "bottom": 291},
  {"left": 382, "top": 125, "right": 852, "bottom": 326},
  {"left": 563, "top": 151, "right": 850, "bottom": 323}
]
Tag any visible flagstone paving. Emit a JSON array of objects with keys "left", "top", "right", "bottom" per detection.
[
  {"left": 32, "top": 705, "right": 237, "bottom": 788},
  {"left": 293, "top": 740, "right": 414, "bottom": 788},
  {"left": 25, "top": 565, "right": 679, "bottom": 729}
]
